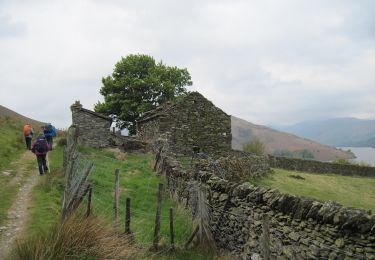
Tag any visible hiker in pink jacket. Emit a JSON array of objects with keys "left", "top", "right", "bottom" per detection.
[{"left": 31, "top": 133, "right": 50, "bottom": 175}]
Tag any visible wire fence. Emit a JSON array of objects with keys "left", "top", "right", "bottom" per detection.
[
  {"left": 61, "top": 125, "right": 93, "bottom": 222},
  {"left": 59, "top": 131, "right": 194, "bottom": 250},
  {"left": 59, "top": 129, "right": 369, "bottom": 259}
]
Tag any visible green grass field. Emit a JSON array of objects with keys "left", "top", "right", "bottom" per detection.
[
  {"left": 79, "top": 147, "right": 194, "bottom": 246},
  {"left": 251, "top": 168, "right": 375, "bottom": 213},
  {"left": 26, "top": 145, "right": 212, "bottom": 259}
]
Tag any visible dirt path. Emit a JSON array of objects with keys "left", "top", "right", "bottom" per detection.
[{"left": 0, "top": 151, "right": 40, "bottom": 259}]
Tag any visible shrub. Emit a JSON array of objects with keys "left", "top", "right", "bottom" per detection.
[
  {"left": 243, "top": 137, "right": 265, "bottom": 155},
  {"left": 57, "top": 138, "right": 67, "bottom": 147},
  {"left": 292, "top": 149, "right": 314, "bottom": 159},
  {"left": 272, "top": 149, "right": 293, "bottom": 158},
  {"left": 332, "top": 157, "right": 352, "bottom": 165},
  {"left": 358, "top": 161, "right": 371, "bottom": 167}
]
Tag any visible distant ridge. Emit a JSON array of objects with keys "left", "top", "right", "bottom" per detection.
[
  {"left": 275, "top": 117, "right": 375, "bottom": 148},
  {"left": 231, "top": 116, "right": 353, "bottom": 161},
  {"left": 0, "top": 105, "right": 46, "bottom": 128}
]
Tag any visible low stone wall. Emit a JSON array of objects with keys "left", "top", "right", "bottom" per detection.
[
  {"left": 198, "top": 152, "right": 271, "bottom": 181},
  {"left": 154, "top": 149, "right": 375, "bottom": 259},
  {"left": 269, "top": 155, "right": 375, "bottom": 177},
  {"left": 109, "top": 134, "right": 148, "bottom": 152}
]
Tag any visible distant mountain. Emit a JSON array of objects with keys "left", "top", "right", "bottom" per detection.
[
  {"left": 232, "top": 116, "right": 353, "bottom": 161},
  {"left": 274, "top": 118, "right": 375, "bottom": 148}
]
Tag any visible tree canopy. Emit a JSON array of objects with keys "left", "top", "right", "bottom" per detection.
[{"left": 95, "top": 54, "right": 192, "bottom": 135}]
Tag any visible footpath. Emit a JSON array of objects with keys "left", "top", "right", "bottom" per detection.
[{"left": 0, "top": 151, "right": 41, "bottom": 259}]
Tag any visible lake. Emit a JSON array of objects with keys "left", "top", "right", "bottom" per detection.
[{"left": 339, "top": 147, "right": 375, "bottom": 166}]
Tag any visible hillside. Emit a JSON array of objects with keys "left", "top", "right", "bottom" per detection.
[
  {"left": 275, "top": 117, "right": 375, "bottom": 148},
  {"left": 232, "top": 116, "right": 353, "bottom": 161},
  {"left": 0, "top": 105, "right": 46, "bottom": 169},
  {"left": 0, "top": 105, "right": 46, "bottom": 128}
]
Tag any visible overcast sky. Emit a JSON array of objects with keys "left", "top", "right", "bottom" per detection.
[{"left": 1, "top": 0, "right": 374, "bottom": 128}]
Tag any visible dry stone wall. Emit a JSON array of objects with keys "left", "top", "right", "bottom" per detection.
[
  {"left": 199, "top": 152, "right": 271, "bottom": 181},
  {"left": 269, "top": 155, "right": 375, "bottom": 177},
  {"left": 154, "top": 147, "right": 375, "bottom": 259}
]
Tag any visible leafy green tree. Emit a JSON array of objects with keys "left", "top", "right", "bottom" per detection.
[
  {"left": 292, "top": 149, "right": 314, "bottom": 159},
  {"left": 243, "top": 137, "right": 266, "bottom": 155},
  {"left": 332, "top": 157, "right": 352, "bottom": 165},
  {"left": 272, "top": 149, "right": 293, "bottom": 158},
  {"left": 95, "top": 54, "right": 192, "bottom": 135}
]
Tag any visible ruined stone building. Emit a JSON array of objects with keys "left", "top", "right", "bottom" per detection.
[
  {"left": 70, "top": 92, "right": 232, "bottom": 153},
  {"left": 136, "top": 92, "right": 232, "bottom": 154},
  {"left": 71, "top": 101, "right": 146, "bottom": 150},
  {"left": 71, "top": 101, "right": 113, "bottom": 148}
]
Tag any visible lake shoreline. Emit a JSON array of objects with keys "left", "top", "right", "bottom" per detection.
[{"left": 338, "top": 147, "right": 375, "bottom": 166}]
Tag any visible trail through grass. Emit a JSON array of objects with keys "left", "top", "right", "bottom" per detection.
[
  {"left": 252, "top": 168, "right": 375, "bottom": 213},
  {"left": 0, "top": 151, "right": 35, "bottom": 226},
  {"left": 27, "top": 145, "right": 64, "bottom": 236}
]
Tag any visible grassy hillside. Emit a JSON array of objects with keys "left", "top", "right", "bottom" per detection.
[
  {"left": 251, "top": 168, "right": 375, "bottom": 213},
  {"left": 232, "top": 116, "right": 353, "bottom": 161},
  {"left": 0, "top": 105, "right": 46, "bottom": 170}
]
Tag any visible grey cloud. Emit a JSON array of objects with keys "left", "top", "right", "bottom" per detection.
[
  {"left": 0, "top": 0, "right": 374, "bottom": 128},
  {"left": 0, "top": 14, "right": 25, "bottom": 37}
]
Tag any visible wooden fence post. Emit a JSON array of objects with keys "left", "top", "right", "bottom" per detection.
[
  {"left": 114, "top": 169, "right": 120, "bottom": 231},
  {"left": 86, "top": 185, "right": 92, "bottom": 217},
  {"left": 125, "top": 197, "right": 131, "bottom": 234},
  {"left": 153, "top": 183, "right": 163, "bottom": 250},
  {"left": 169, "top": 207, "right": 175, "bottom": 251}
]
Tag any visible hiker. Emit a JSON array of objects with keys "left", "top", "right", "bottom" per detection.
[
  {"left": 31, "top": 133, "right": 50, "bottom": 175},
  {"left": 23, "top": 123, "right": 34, "bottom": 150},
  {"left": 43, "top": 123, "right": 57, "bottom": 150}
]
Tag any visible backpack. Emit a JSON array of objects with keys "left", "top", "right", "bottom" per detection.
[
  {"left": 35, "top": 139, "right": 48, "bottom": 153},
  {"left": 45, "top": 124, "right": 53, "bottom": 133},
  {"left": 23, "top": 125, "right": 32, "bottom": 136}
]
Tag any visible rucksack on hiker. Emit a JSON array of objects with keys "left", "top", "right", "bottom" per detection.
[
  {"left": 35, "top": 139, "right": 48, "bottom": 153},
  {"left": 44, "top": 124, "right": 56, "bottom": 137},
  {"left": 45, "top": 124, "right": 53, "bottom": 133},
  {"left": 23, "top": 125, "right": 32, "bottom": 136}
]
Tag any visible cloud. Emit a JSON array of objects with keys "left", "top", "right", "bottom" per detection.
[
  {"left": 0, "top": 13, "right": 26, "bottom": 37},
  {"left": 0, "top": 0, "right": 374, "bottom": 128}
]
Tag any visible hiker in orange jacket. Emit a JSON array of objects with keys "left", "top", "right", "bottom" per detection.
[
  {"left": 23, "top": 124, "right": 34, "bottom": 150},
  {"left": 31, "top": 133, "right": 50, "bottom": 175}
]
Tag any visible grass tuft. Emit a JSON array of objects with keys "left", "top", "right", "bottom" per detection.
[{"left": 10, "top": 215, "right": 139, "bottom": 260}]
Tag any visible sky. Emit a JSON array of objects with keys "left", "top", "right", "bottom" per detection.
[{"left": 0, "top": 0, "right": 374, "bottom": 128}]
